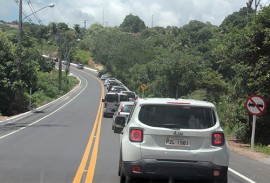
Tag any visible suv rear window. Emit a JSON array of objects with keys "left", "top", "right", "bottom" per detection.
[
  {"left": 138, "top": 105, "right": 216, "bottom": 129},
  {"left": 105, "top": 94, "right": 118, "bottom": 102},
  {"left": 123, "top": 92, "right": 135, "bottom": 98},
  {"left": 121, "top": 105, "right": 133, "bottom": 112},
  {"left": 120, "top": 95, "right": 129, "bottom": 102}
]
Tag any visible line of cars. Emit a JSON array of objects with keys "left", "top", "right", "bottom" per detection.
[
  {"left": 100, "top": 75, "right": 229, "bottom": 183},
  {"left": 101, "top": 76, "right": 137, "bottom": 119}
]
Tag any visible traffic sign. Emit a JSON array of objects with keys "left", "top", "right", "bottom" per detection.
[
  {"left": 140, "top": 84, "right": 147, "bottom": 91},
  {"left": 245, "top": 95, "right": 267, "bottom": 116}
]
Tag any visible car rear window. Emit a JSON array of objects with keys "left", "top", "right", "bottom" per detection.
[
  {"left": 120, "top": 95, "right": 129, "bottom": 102},
  {"left": 121, "top": 105, "right": 133, "bottom": 112},
  {"left": 105, "top": 94, "right": 118, "bottom": 102},
  {"left": 138, "top": 105, "right": 216, "bottom": 129},
  {"left": 124, "top": 92, "right": 135, "bottom": 98}
]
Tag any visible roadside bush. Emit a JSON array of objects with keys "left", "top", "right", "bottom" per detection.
[
  {"left": 231, "top": 120, "right": 249, "bottom": 141},
  {"left": 30, "top": 69, "right": 78, "bottom": 108}
]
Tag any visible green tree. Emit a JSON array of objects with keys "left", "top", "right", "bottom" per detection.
[{"left": 120, "top": 14, "right": 146, "bottom": 33}]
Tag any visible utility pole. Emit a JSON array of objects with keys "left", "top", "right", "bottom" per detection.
[
  {"left": 102, "top": 8, "right": 104, "bottom": 26},
  {"left": 16, "top": 0, "right": 23, "bottom": 109},
  {"left": 84, "top": 20, "right": 88, "bottom": 29},
  {"left": 58, "top": 34, "right": 63, "bottom": 93},
  {"left": 151, "top": 14, "right": 154, "bottom": 28}
]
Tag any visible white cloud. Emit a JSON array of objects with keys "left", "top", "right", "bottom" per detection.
[{"left": 1, "top": 0, "right": 270, "bottom": 28}]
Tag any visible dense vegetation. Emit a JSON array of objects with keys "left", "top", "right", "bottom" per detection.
[
  {"left": 0, "top": 5, "right": 269, "bottom": 145},
  {"left": 80, "top": 10, "right": 270, "bottom": 144},
  {"left": 0, "top": 22, "right": 80, "bottom": 116}
]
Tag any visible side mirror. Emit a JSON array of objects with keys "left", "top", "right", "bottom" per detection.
[{"left": 114, "top": 116, "right": 126, "bottom": 134}]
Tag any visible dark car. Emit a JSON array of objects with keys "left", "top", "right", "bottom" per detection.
[{"left": 76, "top": 64, "right": 84, "bottom": 69}]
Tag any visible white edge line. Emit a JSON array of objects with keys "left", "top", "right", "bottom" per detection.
[
  {"left": 0, "top": 75, "right": 88, "bottom": 140},
  {"left": 229, "top": 167, "right": 257, "bottom": 183}
]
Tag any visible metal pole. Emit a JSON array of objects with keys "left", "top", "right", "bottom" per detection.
[
  {"left": 251, "top": 115, "right": 256, "bottom": 150},
  {"left": 29, "top": 87, "right": 32, "bottom": 110},
  {"left": 58, "top": 47, "right": 62, "bottom": 93},
  {"left": 18, "top": 0, "right": 22, "bottom": 75},
  {"left": 15, "top": 0, "right": 23, "bottom": 109}
]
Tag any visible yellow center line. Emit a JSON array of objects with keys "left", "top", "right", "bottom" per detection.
[
  {"left": 85, "top": 99, "right": 103, "bottom": 182},
  {"left": 73, "top": 70, "right": 105, "bottom": 183}
]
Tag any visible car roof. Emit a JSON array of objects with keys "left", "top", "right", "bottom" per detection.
[
  {"left": 106, "top": 92, "right": 128, "bottom": 96},
  {"left": 121, "top": 91, "right": 135, "bottom": 94},
  {"left": 111, "top": 86, "right": 125, "bottom": 89},
  {"left": 119, "top": 101, "right": 135, "bottom": 105},
  {"left": 136, "top": 98, "right": 215, "bottom": 108}
]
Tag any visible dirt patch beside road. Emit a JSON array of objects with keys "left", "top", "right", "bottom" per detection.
[
  {"left": 228, "top": 136, "right": 270, "bottom": 164},
  {"left": 0, "top": 116, "right": 9, "bottom": 121}
]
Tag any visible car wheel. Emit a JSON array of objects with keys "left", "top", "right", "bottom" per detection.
[
  {"left": 120, "top": 167, "right": 126, "bottom": 183},
  {"left": 213, "top": 178, "right": 227, "bottom": 183},
  {"left": 103, "top": 113, "right": 107, "bottom": 118},
  {"left": 119, "top": 151, "right": 126, "bottom": 183}
]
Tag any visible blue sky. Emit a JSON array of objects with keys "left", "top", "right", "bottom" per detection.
[{"left": 1, "top": 0, "right": 270, "bottom": 28}]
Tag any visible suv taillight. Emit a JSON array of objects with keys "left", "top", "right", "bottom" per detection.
[
  {"left": 118, "top": 105, "right": 123, "bottom": 115},
  {"left": 129, "top": 128, "right": 143, "bottom": 142},
  {"left": 212, "top": 132, "right": 225, "bottom": 146}
]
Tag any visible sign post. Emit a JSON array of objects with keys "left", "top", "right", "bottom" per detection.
[
  {"left": 140, "top": 84, "right": 148, "bottom": 98},
  {"left": 250, "top": 115, "right": 256, "bottom": 150},
  {"left": 245, "top": 95, "right": 267, "bottom": 150}
]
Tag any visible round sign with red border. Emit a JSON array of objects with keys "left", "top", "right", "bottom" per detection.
[{"left": 245, "top": 95, "right": 267, "bottom": 115}]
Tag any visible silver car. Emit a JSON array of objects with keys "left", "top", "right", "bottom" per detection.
[
  {"left": 112, "top": 101, "right": 134, "bottom": 131},
  {"left": 116, "top": 98, "right": 230, "bottom": 183},
  {"left": 102, "top": 93, "right": 129, "bottom": 117}
]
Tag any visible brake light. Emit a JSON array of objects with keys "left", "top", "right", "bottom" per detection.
[
  {"left": 132, "top": 166, "right": 141, "bottom": 173},
  {"left": 213, "top": 170, "right": 221, "bottom": 177},
  {"left": 118, "top": 105, "right": 123, "bottom": 115},
  {"left": 212, "top": 132, "right": 224, "bottom": 146},
  {"left": 129, "top": 128, "right": 143, "bottom": 142}
]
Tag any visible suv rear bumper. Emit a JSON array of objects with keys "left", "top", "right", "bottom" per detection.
[{"left": 123, "top": 159, "right": 228, "bottom": 181}]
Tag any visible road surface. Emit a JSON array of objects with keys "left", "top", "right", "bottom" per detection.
[{"left": 0, "top": 66, "right": 269, "bottom": 183}]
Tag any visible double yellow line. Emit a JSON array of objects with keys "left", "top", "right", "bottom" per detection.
[{"left": 73, "top": 72, "right": 104, "bottom": 183}]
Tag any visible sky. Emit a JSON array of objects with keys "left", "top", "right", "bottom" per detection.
[{"left": 1, "top": 0, "right": 270, "bottom": 28}]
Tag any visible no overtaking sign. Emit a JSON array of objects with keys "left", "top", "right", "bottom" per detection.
[
  {"left": 245, "top": 95, "right": 267, "bottom": 116},
  {"left": 245, "top": 95, "right": 267, "bottom": 150}
]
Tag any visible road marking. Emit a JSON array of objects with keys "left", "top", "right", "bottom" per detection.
[
  {"left": 229, "top": 168, "right": 257, "bottom": 183},
  {"left": 0, "top": 75, "right": 88, "bottom": 140},
  {"left": 73, "top": 70, "right": 105, "bottom": 183},
  {"left": 72, "top": 97, "right": 102, "bottom": 183},
  {"left": 85, "top": 96, "right": 103, "bottom": 182}
]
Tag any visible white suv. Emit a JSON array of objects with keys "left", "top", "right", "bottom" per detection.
[{"left": 115, "top": 98, "right": 229, "bottom": 183}]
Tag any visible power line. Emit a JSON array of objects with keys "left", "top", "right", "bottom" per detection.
[
  {"left": 26, "top": 0, "right": 43, "bottom": 25},
  {"left": 13, "top": 0, "right": 32, "bottom": 23}
]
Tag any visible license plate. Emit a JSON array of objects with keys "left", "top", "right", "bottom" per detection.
[{"left": 165, "top": 137, "right": 190, "bottom": 146}]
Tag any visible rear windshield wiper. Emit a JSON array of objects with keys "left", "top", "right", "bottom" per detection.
[{"left": 156, "top": 124, "right": 181, "bottom": 129}]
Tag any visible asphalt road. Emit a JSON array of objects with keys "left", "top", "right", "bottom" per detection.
[{"left": 0, "top": 65, "right": 269, "bottom": 183}]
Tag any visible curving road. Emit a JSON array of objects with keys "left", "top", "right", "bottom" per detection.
[{"left": 0, "top": 66, "right": 269, "bottom": 183}]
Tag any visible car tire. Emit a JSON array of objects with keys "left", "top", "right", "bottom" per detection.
[
  {"left": 213, "top": 178, "right": 227, "bottom": 183},
  {"left": 120, "top": 167, "right": 126, "bottom": 183},
  {"left": 119, "top": 151, "right": 127, "bottom": 183}
]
